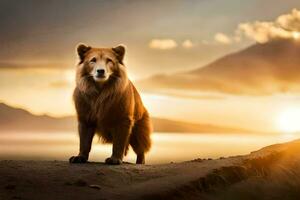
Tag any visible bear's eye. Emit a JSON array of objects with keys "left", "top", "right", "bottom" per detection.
[
  {"left": 106, "top": 58, "right": 113, "bottom": 64},
  {"left": 90, "top": 57, "right": 97, "bottom": 63}
]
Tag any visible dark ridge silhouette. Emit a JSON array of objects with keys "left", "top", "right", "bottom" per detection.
[
  {"left": 0, "top": 103, "right": 257, "bottom": 134},
  {"left": 0, "top": 103, "right": 76, "bottom": 132}
]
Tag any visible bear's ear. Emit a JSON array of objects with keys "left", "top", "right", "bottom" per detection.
[
  {"left": 77, "top": 44, "right": 91, "bottom": 62},
  {"left": 112, "top": 45, "right": 126, "bottom": 64}
]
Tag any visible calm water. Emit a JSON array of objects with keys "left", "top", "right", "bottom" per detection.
[{"left": 0, "top": 132, "right": 298, "bottom": 164}]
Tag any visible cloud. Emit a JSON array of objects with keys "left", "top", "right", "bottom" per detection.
[
  {"left": 238, "top": 21, "right": 291, "bottom": 43},
  {"left": 0, "top": 60, "right": 70, "bottom": 69},
  {"left": 145, "top": 90, "right": 225, "bottom": 100},
  {"left": 214, "top": 33, "right": 232, "bottom": 44},
  {"left": 182, "top": 40, "right": 194, "bottom": 48},
  {"left": 149, "top": 39, "right": 177, "bottom": 50},
  {"left": 277, "top": 9, "right": 300, "bottom": 31},
  {"left": 237, "top": 9, "right": 300, "bottom": 43},
  {"left": 211, "top": 9, "right": 300, "bottom": 44}
]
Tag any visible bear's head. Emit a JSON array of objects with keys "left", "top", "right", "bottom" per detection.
[{"left": 76, "top": 44, "right": 126, "bottom": 85}]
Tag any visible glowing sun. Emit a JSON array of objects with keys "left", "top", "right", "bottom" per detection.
[
  {"left": 292, "top": 31, "right": 300, "bottom": 40},
  {"left": 277, "top": 107, "right": 300, "bottom": 133}
]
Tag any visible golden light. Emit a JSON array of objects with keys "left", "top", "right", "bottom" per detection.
[
  {"left": 64, "top": 69, "right": 75, "bottom": 84},
  {"left": 292, "top": 31, "right": 300, "bottom": 40},
  {"left": 277, "top": 107, "right": 300, "bottom": 133}
]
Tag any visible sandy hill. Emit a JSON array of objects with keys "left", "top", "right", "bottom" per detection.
[{"left": 0, "top": 138, "right": 299, "bottom": 200}]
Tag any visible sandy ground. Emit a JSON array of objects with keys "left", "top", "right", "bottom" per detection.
[{"left": 1, "top": 139, "right": 299, "bottom": 200}]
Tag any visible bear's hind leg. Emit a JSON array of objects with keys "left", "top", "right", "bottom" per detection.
[
  {"left": 130, "top": 113, "right": 152, "bottom": 164},
  {"left": 136, "top": 153, "right": 145, "bottom": 164}
]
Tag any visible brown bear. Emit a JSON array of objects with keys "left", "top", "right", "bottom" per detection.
[{"left": 69, "top": 44, "right": 152, "bottom": 165}]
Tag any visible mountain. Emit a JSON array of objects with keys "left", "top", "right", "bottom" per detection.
[
  {"left": 0, "top": 103, "right": 255, "bottom": 133},
  {"left": 138, "top": 39, "right": 300, "bottom": 95},
  {"left": 0, "top": 103, "right": 75, "bottom": 132},
  {"left": 149, "top": 118, "right": 254, "bottom": 133}
]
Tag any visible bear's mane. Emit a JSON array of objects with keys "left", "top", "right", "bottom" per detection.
[{"left": 76, "top": 63, "right": 129, "bottom": 120}]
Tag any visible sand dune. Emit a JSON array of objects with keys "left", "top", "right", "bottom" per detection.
[{"left": 1, "top": 138, "right": 299, "bottom": 200}]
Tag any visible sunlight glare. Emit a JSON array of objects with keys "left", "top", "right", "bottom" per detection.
[
  {"left": 64, "top": 69, "right": 75, "bottom": 84},
  {"left": 278, "top": 107, "right": 300, "bottom": 133},
  {"left": 292, "top": 32, "right": 300, "bottom": 40}
]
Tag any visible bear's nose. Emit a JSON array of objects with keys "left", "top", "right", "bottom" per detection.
[{"left": 96, "top": 69, "right": 105, "bottom": 76}]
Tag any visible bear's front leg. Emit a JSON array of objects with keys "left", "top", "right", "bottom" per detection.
[
  {"left": 70, "top": 122, "right": 95, "bottom": 163},
  {"left": 105, "top": 121, "right": 132, "bottom": 165}
]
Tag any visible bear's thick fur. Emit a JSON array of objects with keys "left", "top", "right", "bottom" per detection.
[{"left": 69, "top": 44, "right": 151, "bottom": 165}]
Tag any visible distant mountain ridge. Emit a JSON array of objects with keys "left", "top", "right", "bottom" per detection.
[
  {"left": 0, "top": 103, "right": 256, "bottom": 133},
  {"left": 0, "top": 103, "right": 75, "bottom": 132},
  {"left": 138, "top": 39, "right": 300, "bottom": 95}
]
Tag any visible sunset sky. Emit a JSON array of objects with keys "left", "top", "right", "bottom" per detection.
[{"left": 1, "top": 0, "right": 300, "bottom": 133}]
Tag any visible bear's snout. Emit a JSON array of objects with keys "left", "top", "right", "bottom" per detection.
[{"left": 96, "top": 69, "right": 105, "bottom": 77}]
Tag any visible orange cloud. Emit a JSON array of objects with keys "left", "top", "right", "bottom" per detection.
[
  {"left": 149, "top": 39, "right": 177, "bottom": 50},
  {"left": 212, "top": 9, "right": 300, "bottom": 44},
  {"left": 237, "top": 9, "right": 300, "bottom": 43},
  {"left": 182, "top": 40, "right": 194, "bottom": 48},
  {"left": 214, "top": 33, "right": 232, "bottom": 45}
]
